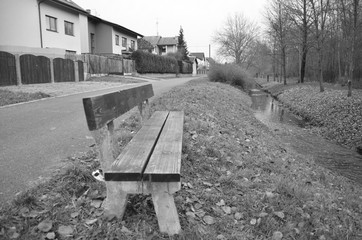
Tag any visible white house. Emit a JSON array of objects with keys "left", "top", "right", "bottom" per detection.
[
  {"left": 0, "top": 0, "right": 142, "bottom": 56},
  {"left": 141, "top": 36, "right": 178, "bottom": 55}
]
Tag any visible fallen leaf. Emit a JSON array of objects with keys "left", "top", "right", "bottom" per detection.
[
  {"left": 222, "top": 206, "right": 231, "bottom": 214},
  {"left": 38, "top": 220, "right": 53, "bottom": 232},
  {"left": 85, "top": 219, "right": 97, "bottom": 225},
  {"left": 90, "top": 200, "right": 103, "bottom": 208},
  {"left": 195, "top": 210, "right": 206, "bottom": 218},
  {"left": 250, "top": 218, "right": 257, "bottom": 225},
  {"left": 58, "top": 225, "right": 73, "bottom": 236},
  {"left": 46, "top": 232, "right": 56, "bottom": 239},
  {"left": 71, "top": 212, "right": 79, "bottom": 218},
  {"left": 216, "top": 199, "right": 225, "bottom": 206},
  {"left": 217, "top": 234, "right": 226, "bottom": 239},
  {"left": 121, "top": 226, "right": 132, "bottom": 234},
  {"left": 203, "top": 215, "right": 215, "bottom": 225},
  {"left": 203, "top": 182, "right": 213, "bottom": 187},
  {"left": 259, "top": 212, "right": 268, "bottom": 218},
  {"left": 272, "top": 231, "right": 283, "bottom": 240},
  {"left": 194, "top": 203, "right": 203, "bottom": 210},
  {"left": 9, "top": 232, "right": 20, "bottom": 239},
  {"left": 274, "top": 211, "right": 285, "bottom": 219},
  {"left": 186, "top": 212, "right": 196, "bottom": 218},
  {"left": 234, "top": 212, "right": 242, "bottom": 220}
]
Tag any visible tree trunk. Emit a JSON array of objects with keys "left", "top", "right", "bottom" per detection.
[
  {"left": 300, "top": 0, "right": 308, "bottom": 84},
  {"left": 318, "top": 45, "right": 325, "bottom": 92},
  {"left": 300, "top": 45, "right": 307, "bottom": 84},
  {"left": 282, "top": 46, "right": 287, "bottom": 85}
]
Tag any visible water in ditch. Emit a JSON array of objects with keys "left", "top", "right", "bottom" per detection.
[{"left": 250, "top": 89, "right": 362, "bottom": 185}]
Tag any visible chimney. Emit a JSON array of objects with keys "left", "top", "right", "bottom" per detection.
[{"left": 86, "top": 9, "right": 91, "bottom": 14}]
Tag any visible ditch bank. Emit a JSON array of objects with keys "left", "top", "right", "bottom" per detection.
[{"left": 260, "top": 80, "right": 362, "bottom": 154}]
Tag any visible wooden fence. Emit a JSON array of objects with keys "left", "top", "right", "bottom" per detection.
[
  {"left": 0, "top": 51, "right": 17, "bottom": 86},
  {"left": 0, "top": 51, "right": 134, "bottom": 86}
]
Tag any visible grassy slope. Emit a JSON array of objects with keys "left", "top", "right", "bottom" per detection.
[
  {"left": 261, "top": 79, "right": 362, "bottom": 150},
  {"left": 1, "top": 78, "right": 361, "bottom": 240},
  {"left": 0, "top": 89, "right": 50, "bottom": 107}
]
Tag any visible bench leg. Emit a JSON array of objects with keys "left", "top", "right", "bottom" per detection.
[
  {"left": 151, "top": 183, "right": 181, "bottom": 235},
  {"left": 103, "top": 182, "right": 128, "bottom": 219}
]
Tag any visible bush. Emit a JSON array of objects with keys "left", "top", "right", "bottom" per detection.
[
  {"left": 208, "top": 63, "right": 255, "bottom": 90},
  {"left": 131, "top": 50, "right": 178, "bottom": 74},
  {"left": 178, "top": 60, "right": 193, "bottom": 74}
]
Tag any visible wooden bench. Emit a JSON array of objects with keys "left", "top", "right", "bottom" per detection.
[{"left": 82, "top": 84, "right": 183, "bottom": 235}]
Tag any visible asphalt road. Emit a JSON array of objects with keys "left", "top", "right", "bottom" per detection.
[{"left": 0, "top": 77, "right": 194, "bottom": 204}]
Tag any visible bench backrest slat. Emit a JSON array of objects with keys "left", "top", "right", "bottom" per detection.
[
  {"left": 83, "top": 84, "right": 154, "bottom": 131},
  {"left": 105, "top": 111, "right": 169, "bottom": 181},
  {"left": 143, "top": 111, "right": 184, "bottom": 182}
]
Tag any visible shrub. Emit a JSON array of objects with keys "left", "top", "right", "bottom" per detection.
[
  {"left": 208, "top": 63, "right": 255, "bottom": 90},
  {"left": 178, "top": 60, "right": 193, "bottom": 74},
  {"left": 131, "top": 50, "right": 178, "bottom": 74}
]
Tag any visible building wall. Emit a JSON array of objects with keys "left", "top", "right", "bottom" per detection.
[
  {"left": 112, "top": 29, "right": 138, "bottom": 54},
  {"left": 40, "top": 1, "right": 82, "bottom": 53},
  {"left": 79, "top": 14, "right": 89, "bottom": 53},
  {"left": 94, "top": 23, "right": 112, "bottom": 54},
  {"left": 0, "top": 0, "right": 40, "bottom": 48},
  {"left": 166, "top": 45, "right": 177, "bottom": 54},
  {"left": 88, "top": 21, "right": 96, "bottom": 53}
]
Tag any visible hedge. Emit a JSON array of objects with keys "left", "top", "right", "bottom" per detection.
[{"left": 131, "top": 50, "right": 178, "bottom": 74}]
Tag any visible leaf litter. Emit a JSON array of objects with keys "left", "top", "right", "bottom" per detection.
[{"left": 0, "top": 78, "right": 361, "bottom": 239}]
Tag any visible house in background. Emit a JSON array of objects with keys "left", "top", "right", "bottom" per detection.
[
  {"left": 0, "top": 0, "right": 142, "bottom": 56},
  {"left": 140, "top": 36, "right": 178, "bottom": 55},
  {"left": 87, "top": 14, "right": 143, "bottom": 57},
  {"left": 190, "top": 52, "right": 206, "bottom": 69}
]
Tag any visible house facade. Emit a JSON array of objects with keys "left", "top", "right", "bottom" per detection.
[
  {"left": 87, "top": 15, "right": 140, "bottom": 56},
  {"left": 141, "top": 36, "right": 178, "bottom": 55},
  {"left": 0, "top": 0, "right": 142, "bottom": 56}
]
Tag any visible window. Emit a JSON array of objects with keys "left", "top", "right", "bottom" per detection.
[
  {"left": 130, "top": 40, "right": 135, "bottom": 50},
  {"left": 46, "top": 15, "right": 57, "bottom": 32},
  {"left": 90, "top": 33, "right": 95, "bottom": 53},
  {"left": 161, "top": 46, "right": 166, "bottom": 53},
  {"left": 115, "top": 35, "right": 119, "bottom": 45},
  {"left": 122, "top": 37, "right": 127, "bottom": 48},
  {"left": 64, "top": 21, "right": 74, "bottom": 36}
]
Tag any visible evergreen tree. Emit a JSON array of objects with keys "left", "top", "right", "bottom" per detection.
[{"left": 177, "top": 26, "right": 189, "bottom": 61}]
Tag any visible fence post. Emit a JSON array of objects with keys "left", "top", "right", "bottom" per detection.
[
  {"left": 15, "top": 54, "right": 22, "bottom": 86},
  {"left": 49, "top": 58, "right": 55, "bottom": 83},
  {"left": 122, "top": 57, "right": 125, "bottom": 75},
  {"left": 74, "top": 60, "right": 79, "bottom": 82}
]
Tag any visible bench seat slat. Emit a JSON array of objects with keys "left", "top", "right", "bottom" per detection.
[
  {"left": 104, "top": 111, "right": 169, "bottom": 181},
  {"left": 143, "top": 111, "right": 184, "bottom": 182}
]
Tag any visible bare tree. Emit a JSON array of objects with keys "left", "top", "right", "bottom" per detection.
[
  {"left": 309, "top": 0, "right": 331, "bottom": 92},
  {"left": 265, "top": 0, "right": 290, "bottom": 85},
  {"left": 213, "top": 13, "right": 260, "bottom": 66},
  {"left": 284, "top": 0, "right": 313, "bottom": 83}
]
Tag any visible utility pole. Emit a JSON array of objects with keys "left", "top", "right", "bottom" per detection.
[
  {"left": 156, "top": 18, "right": 159, "bottom": 36},
  {"left": 209, "top": 44, "right": 211, "bottom": 58}
]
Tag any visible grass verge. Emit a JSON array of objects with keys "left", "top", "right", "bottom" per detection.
[
  {"left": 1, "top": 78, "right": 361, "bottom": 239},
  {"left": 0, "top": 89, "right": 50, "bottom": 107}
]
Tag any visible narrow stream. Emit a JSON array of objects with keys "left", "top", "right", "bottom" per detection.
[{"left": 250, "top": 89, "right": 362, "bottom": 185}]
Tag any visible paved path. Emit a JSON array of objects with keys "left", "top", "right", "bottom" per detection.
[{"left": 0, "top": 77, "right": 195, "bottom": 204}]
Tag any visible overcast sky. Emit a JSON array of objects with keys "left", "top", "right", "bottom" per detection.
[{"left": 75, "top": 0, "right": 268, "bottom": 59}]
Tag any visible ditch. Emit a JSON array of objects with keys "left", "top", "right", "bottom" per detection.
[{"left": 250, "top": 89, "right": 362, "bottom": 185}]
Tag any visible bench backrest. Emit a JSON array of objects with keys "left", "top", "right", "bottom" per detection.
[{"left": 83, "top": 84, "right": 154, "bottom": 131}]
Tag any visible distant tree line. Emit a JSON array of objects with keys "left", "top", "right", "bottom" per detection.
[{"left": 265, "top": 0, "right": 361, "bottom": 96}]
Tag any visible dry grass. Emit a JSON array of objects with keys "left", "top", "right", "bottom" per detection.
[
  {"left": 1, "top": 78, "right": 361, "bottom": 239},
  {"left": 0, "top": 89, "right": 50, "bottom": 107}
]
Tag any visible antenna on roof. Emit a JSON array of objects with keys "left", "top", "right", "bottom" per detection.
[{"left": 156, "top": 18, "right": 159, "bottom": 36}]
